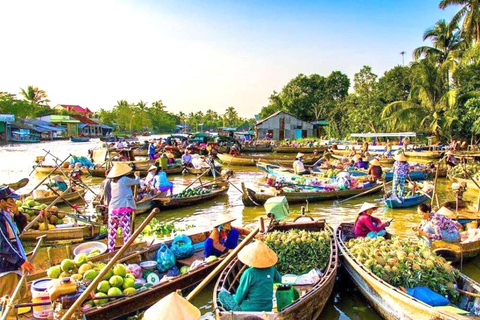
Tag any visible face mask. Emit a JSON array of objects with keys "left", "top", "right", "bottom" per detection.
[{"left": 217, "top": 225, "right": 224, "bottom": 232}]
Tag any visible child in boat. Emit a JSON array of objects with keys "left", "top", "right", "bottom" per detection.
[
  {"left": 354, "top": 202, "right": 390, "bottom": 238},
  {"left": 217, "top": 241, "right": 281, "bottom": 312}
]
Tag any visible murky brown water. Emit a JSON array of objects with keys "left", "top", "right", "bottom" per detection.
[{"left": 2, "top": 137, "right": 479, "bottom": 319}]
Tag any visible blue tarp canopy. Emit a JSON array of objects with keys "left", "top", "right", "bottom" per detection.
[
  {"left": 100, "top": 123, "right": 113, "bottom": 129},
  {"left": 79, "top": 124, "right": 88, "bottom": 129},
  {"left": 25, "top": 119, "right": 66, "bottom": 132}
]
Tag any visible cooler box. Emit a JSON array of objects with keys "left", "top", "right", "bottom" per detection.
[
  {"left": 264, "top": 196, "right": 290, "bottom": 220},
  {"left": 275, "top": 285, "right": 299, "bottom": 312}
]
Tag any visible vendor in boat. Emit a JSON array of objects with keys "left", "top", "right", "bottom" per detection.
[
  {"left": 140, "top": 165, "right": 157, "bottom": 190},
  {"left": 152, "top": 166, "right": 173, "bottom": 196},
  {"left": 353, "top": 155, "right": 368, "bottom": 169},
  {"left": 417, "top": 204, "right": 461, "bottom": 244},
  {"left": 367, "top": 159, "right": 383, "bottom": 181},
  {"left": 445, "top": 151, "right": 458, "bottom": 169},
  {"left": 191, "top": 154, "right": 211, "bottom": 170},
  {"left": 148, "top": 140, "right": 157, "bottom": 160},
  {"left": 348, "top": 148, "right": 357, "bottom": 158},
  {"left": 354, "top": 202, "right": 391, "bottom": 238},
  {"left": 181, "top": 149, "right": 193, "bottom": 168},
  {"left": 107, "top": 163, "right": 140, "bottom": 252},
  {"left": 49, "top": 175, "right": 68, "bottom": 192},
  {"left": 217, "top": 241, "right": 281, "bottom": 312},
  {"left": 204, "top": 215, "right": 250, "bottom": 258},
  {"left": 392, "top": 153, "right": 409, "bottom": 199},
  {"left": 293, "top": 153, "right": 309, "bottom": 175},
  {"left": 229, "top": 145, "right": 241, "bottom": 156},
  {"left": 0, "top": 186, "right": 33, "bottom": 316},
  {"left": 165, "top": 151, "right": 176, "bottom": 164}
]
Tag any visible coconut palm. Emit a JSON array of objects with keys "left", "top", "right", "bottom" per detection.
[
  {"left": 381, "top": 58, "right": 458, "bottom": 139},
  {"left": 19, "top": 86, "right": 50, "bottom": 106},
  {"left": 440, "top": 0, "right": 480, "bottom": 44},
  {"left": 224, "top": 106, "right": 239, "bottom": 127}
]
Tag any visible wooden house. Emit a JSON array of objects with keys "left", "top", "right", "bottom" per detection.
[{"left": 255, "top": 111, "right": 313, "bottom": 140}]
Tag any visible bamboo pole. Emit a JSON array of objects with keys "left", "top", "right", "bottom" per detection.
[
  {"left": 60, "top": 208, "right": 159, "bottom": 320},
  {"left": 29, "top": 155, "right": 72, "bottom": 192},
  {"left": 186, "top": 227, "right": 260, "bottom": 301},
  {"left": 334, "top": 180, "right": 393, "bottom": 205},
  {"left": 0, "top": 235, "right": 45, "bottom": 320},
  {"left": 431, "top": 160, "right": 441, "bottom": 207}
]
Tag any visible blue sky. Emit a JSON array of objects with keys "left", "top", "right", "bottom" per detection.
[{"left": 0, "top": 0, "right": 458, "bottom": 117}]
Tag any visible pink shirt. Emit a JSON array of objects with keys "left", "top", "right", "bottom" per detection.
[{"left": 354, "top": 214, "right": 387, "bottom": 237}]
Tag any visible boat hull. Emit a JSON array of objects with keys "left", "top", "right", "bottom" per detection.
[
  {"left": 384, "top": 192, "right": 431, "bottom": 208},
  {"left": 217, "top": 153, "right": 320, "bottom": 167}
]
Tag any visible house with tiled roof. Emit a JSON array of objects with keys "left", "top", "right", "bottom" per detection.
[
  {"left": 54, "top": 104, "right": 92, "bottom": 116},
  {"left": 71, "top": 115, "right": 103, "bottom": 137}
]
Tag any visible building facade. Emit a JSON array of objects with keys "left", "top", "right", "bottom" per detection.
[{"left": 255, "top": 111, "right": 314, "bottom": 140}]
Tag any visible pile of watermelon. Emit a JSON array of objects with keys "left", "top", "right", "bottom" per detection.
[{"left": 172, "top": 187, "right": 212, "bottom": 199}]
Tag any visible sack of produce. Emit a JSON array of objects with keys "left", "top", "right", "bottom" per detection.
[
  {"left": 170, "top": 234, "right": 195, "bottom": 259},
  {"left": 155, "top": 244, "right": 176, "bottom": 272}
]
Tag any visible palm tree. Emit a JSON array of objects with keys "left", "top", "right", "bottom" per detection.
[
  {"left": 413, "top": 19, "right": 465, "bottom": 65},
  {"left": 440, "top": 0, "right": 480, "bottom": 44},
  {"left": 381, "top": 58, "right": 458, "bottom": 139},
  {"left": 19, "top": 86, "right": 50, "bottom": 106},
  {"left": 224, "top": 106, "right": 239, "bottom": 127}
]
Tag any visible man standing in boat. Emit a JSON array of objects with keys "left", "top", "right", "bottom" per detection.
[{"left": 0, "top": 186, "right": 33, "bottom": 316}]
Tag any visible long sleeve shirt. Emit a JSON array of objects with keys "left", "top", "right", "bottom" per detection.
[
  {"left": 428, "top": 213, "right": 460, "bottom": 240},
  {"left": 234, "top": 266, "right": 282, "bottom": 312},
  {"left": 108, "top": 176, "right": 140, "bottom": 211},
  {"left": 354, "top": 214, "right": 387, "bottom": 238},
  {"left": 293, "top": 160, "right": 305, "bottom": 174},
  {"left": 0, "top": 210, "right": 27, "bottom": 274},
  {"left": 152, "top": 172, "right": 173, "bottom": 190},
  {"left": 393, "top": 161, "right": 409, "bottom": 176}
]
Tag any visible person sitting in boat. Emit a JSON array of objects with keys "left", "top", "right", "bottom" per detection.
[
  {"left": 0, "top": 186, "right": 34, "bottom": 317},
  {"left": 191, "top": 154, "right": 210, "bottom": 170},
  {"left": 181, "top": 149, "right": 193, "bottom": 168},
  {"left": 445, "top": 151, "right": 458, "bottom": 169},
  {"left": 148, "top": 140, "right": 157, "bottom": 160},
  {"left": 217, "top": 240, "right": 281, "bottom": 312},
  {"left": 337, "top": 171, "right": 351, "bottom": 190},
  {"left": 116, "top": 139, "right": 126, "bottom": 149},
  {"left": 348, "top": 148, "right": 357, "bottom": 158},
  {"left": 293, "top": 153, "right": 309, "bottom": 175},
  {"left": 392, "top": 153, "right": 409, "bottom": 200},
  {"left": 417, "top": 204, "right": 461, "bottom": 245},
  {"left": 165, "top": 151, "right": 176, "bottom": 164},
  {"left": 367, "top": 159, "right": 383, "bottom": 181},
  {"left": 354, "top": 202, "right": 391, "bottom": 238},
  {"left": 229, "top": 145, "right": 241, "bottom": 156},
  {"left": 49, "top": 175, "right": 68, "bottom": 192},
  {"left": 152, "top": 166, "right": 173, "bottom": 196},
  {"left": 353, "top": 155, "right": 368, "bottom": 169},
  {"left": 140, "top": 165, "right": 157, "bottom": 190},
  {"left": 204, "top": 215, "right": 250, "bottom": 258}
]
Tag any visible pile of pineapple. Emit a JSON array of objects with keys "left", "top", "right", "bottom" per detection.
[{"left": 347, "top": 236, "right": 459, "bottom": 300}]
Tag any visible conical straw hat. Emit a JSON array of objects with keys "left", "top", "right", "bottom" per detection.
[
  {"left": 107, "top": 163, "right": 133, "bottom": 178},
  {"left": 354, "top": 154, "right": 362, "bottom": 161},
  {"left": 296, "top": 152, "right": 305, "bottom": 158},
  {"left": 395, "top": 153, "right": 407, "bottom": 162},
  {"left": 212, "top": 214, "right": 236, "bottom": 227},
  {"left": 238, "top": 240, "right": 278, "bottom": 268},
  {"left": 437, "top": 206, "right": 455, "bottom": 218},
  {"left": 358, "top": 202, "right": 378, "bottom": 215},
  {"left": 369, "top": 159, "right": 381, "bottom": 166},
  {"left": 144, "top": 292, "right": 200, "bottom": 320}
]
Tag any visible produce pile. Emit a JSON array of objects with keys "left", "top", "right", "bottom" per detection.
[
  {"left": 172, "top": 187, "right": 213, "bottom": 199},
  {"left": 263, "top": 229, "right": 331, "bottom": 275},
  {"left": 347, "top": 237, "right": 459, "bottom": 300},
  {"left": 448, "top": 163, "right": 480, "bottom": 180},
  {"left": 47, "top": 256, "right": 143, "bottom": 307},
  {"left": 18, "top": 197, "right": 64, "bottom": 230},
  {"left": 314, "top": 168, "right": 343, "bottom": 179},
  {"left": 140, "top": 218, "right": 192, "bottom": 238}
]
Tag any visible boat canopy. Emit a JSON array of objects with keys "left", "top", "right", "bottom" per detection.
[{"left": 350, "top": 132, "right": 416, "bottom": 138}]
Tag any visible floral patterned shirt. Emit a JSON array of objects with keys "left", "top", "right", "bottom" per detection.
[
  {"left": 393, "top": 161, "right": 409, "bottom": 176},
  {"left": 429, "top": 213, "right": 459, "bottom": 240}
]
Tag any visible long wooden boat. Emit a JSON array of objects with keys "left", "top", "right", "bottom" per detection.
[
  {"left": 71, "top": 137, "right": 91, "bottom": 142},
  {"left": 272, "top": 145, "right": 327, "bottom": 153},
  {"left": 89, "top": 163, "right": 183, "bottom": 178},
  {"left": 213, "top": 219, "right": 338, "bottom": 320},
  {"left": 183, "top": 164, "right": 223, "bottom": 176},
  {"left": 384, "top": 170, "right": 430, "bottom": 181},
  {"left": 330, "top": 153, "right": 394, "bottom": 164},
  {"left": 242, "top": 182, "right": 381, "bottom": 206},
  {"left": 32, "top": 188, "right": 87, "bottom": 205},
  {"left": 384, "top": 191, "right": 432, "bottom": 208},
  {"left": 4, "top": 177, "right": 29, "bottom": 190},
  {"left": 336, "top": 222, "right": 480, "bottom": 320},
  {"left": 33, "top": 164, "right": 90, "bottom": 175},
  {"left": 432, "top": 237, "right": 480, "bottom": 263},
  {"left": 20, "top": 223, "right": 101, "bottom": 243},
  {"left": 152, "top": 179, "right": 229, "bottom": 210},
  {"left": 217, "top": 153, "right": 321, "bottom": 167},
  {"left": 81, "top": 230, "right": 239, "bottom": 320},
  {"left": 404, "top": 150, "right": 444, "bottom": 159},
  {"left": 449, "top": 177, "right": 480, "bottom": 191},
  {"left": 242, "top": 146, "right": 272, "bottom": 152}
]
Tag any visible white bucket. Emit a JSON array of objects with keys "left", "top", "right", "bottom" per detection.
[{"left": 31, "top": 279, "right": 53, "bottom": 319}]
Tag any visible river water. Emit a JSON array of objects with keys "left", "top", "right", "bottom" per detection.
[{"left": 2, "top": 137, "right": 480, "bottom": 319}]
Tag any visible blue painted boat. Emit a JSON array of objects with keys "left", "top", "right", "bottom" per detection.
[
  {"left": 70, "top": 137, "right": 90, "bottom": 142},
  {"left": 384, "top": 191, "right": 432, "bottom": 208},
  {"left": 384, "top": 171, "right": 429, "bottom": 182}
]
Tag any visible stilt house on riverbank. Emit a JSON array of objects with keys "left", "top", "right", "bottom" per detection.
[{"left": 255, "top": 111, "right": 314, "bottom": 140}]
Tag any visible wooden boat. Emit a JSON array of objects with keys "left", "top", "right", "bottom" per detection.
[
  {"left": 183, "top": 164, "right": 223, "bottom": 176},
  {"left": 449, "top": 177, "right": 480, "bottom": 191},
  {"left": 89, "top": 163, "right": 183, "bottom": 178},
  {"left": 257, "top": 162, "right": 368, "bottom": 180},
  {"left": 330, "top": 153, "right": 394, "bottom": 164},
  {"left": 132, "top": 147, "right": 148, "bottom": 157},
  {"left": 31, "top": 188, "right": 87, "bottom": 205},
  {"left": 432, "top": 237, "right": 480, "bottom": 263},
  {"left": 440, "top": 200, "right": 480, "bottom": 221},
  {"left": 384, "top": 190, "right": 432, "bottom": 208},
  {"left": 336, "top": 222, "right": 480, "bottom": 320},
  {"left": 272, "top": 145, "right": 327, "bottom": 153},
  {"left": 80, "top": 231, "right": 236, "bottom": 320},
  {"left": 213, "top": 219, "right": 338, "bottom": 320},
  {"left": 404, "top": 150, "right": 444, "bottom": 160},
  {"left": 242, "top": 182, "right": 381, "bottom": 206},
  {"left": 20, "top": 223, "right": 101, "bottom": 243},
  {"left": 242, "top": 146, "right": 272, "bottom": 152},
  {"left": 33, "top": 164, "right": 90, "bottom": 175},
  {"left": 217, "top": 153, "right": 321, "bottom": 167},
  {"left": 384, "top": 170, "right": 430, "bottom": 182},
  {"left": 152, "top": 179, "right": 229, "bottom": 210},
  {"left": 70, "top": 137, "right": 91, "bottom": 142},
  {"left": 3, "top": 177, "right": 29, "bottom": 190}
]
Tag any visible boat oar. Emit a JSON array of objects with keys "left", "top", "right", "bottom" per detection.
[
  {"left": 333, "top": 180, "right": 393, "bottom": 206},
  {"left": 185, "top": 227, "right": 260, "bottom": 301},
  {"left": 183, "top": 168, "right": 212, "bottom": 192},
  {"left": 0, "top": 235, "right": 45, "bottom": 320},
  {"left": 60, "top": 208, "right": 159, "bottom": 320},
  {"left": 29, "top": 154, "right": 72, "bottom": 192},
  {"left": 406, "top": 178, "right": 432, "bottom": 199}
]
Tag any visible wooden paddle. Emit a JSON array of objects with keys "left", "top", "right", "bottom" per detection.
[
  {"left": 29, "top": 154, "right": 72, "bottom": 192},
  {"left": 60, "top": 208, "right": 159, "bottom": 320},
  {"left": 333, "top": 180, "right": 393, "bottom": 205},
  {"left": 186, "top": 227, "right": 260, "bottom": 301},
  {"left": 406, "top": 177, "right": 432, "bottom": 199},
  {"left": 0, "top": 235, "right": 45, "bottom": 320}
]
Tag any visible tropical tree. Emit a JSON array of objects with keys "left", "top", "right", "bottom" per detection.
[
  {"left": 19, "top": 86, "right": 50, "bottom": 106},
  {"left": 381, "top": 58, "right": 458, "bottom": 138},
  {"left": 440, "top": 0, "right": 480, "bottom": 44},
  {"left": 224, "top": 106, "right": 239, "bottom": 126}
]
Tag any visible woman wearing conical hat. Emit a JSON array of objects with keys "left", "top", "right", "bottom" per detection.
[
  {"left": 107, "top": 163, "right": 140, "bottom": 252},
  {"left": 392, "top": 153, "right": 409, "bottom": 201},
  {"left": 217, "top": 241, "right": 282, "bottom": 312},
  {"left": 445, "top": 151, "right": 458, "bottom": 169},
  {"left": 367, "top": 159, "right": 383, "bottom": 181},
  {"left": 204, "top": 215, "right": 250, "bottom": 258},
  {"left": 354, "top": 202, "right": 391, "bottom": 238},
  {"left": 293, "top": 153, "right": 308, "bottom": 175}
]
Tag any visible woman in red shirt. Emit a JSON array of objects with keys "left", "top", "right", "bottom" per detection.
[{"left": 354, "top": 202, "right": 391, "bottom": 238}]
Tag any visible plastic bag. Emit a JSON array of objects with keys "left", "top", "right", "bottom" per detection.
[
  {"left": 405, "top": 286, "right": 449, "bottom": 306},
  {"left": 156, "top": 244, "right": 176, "bottom": 272},
  {"left": 170, "top": 234, "right": 195, "bottom": 259}
]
